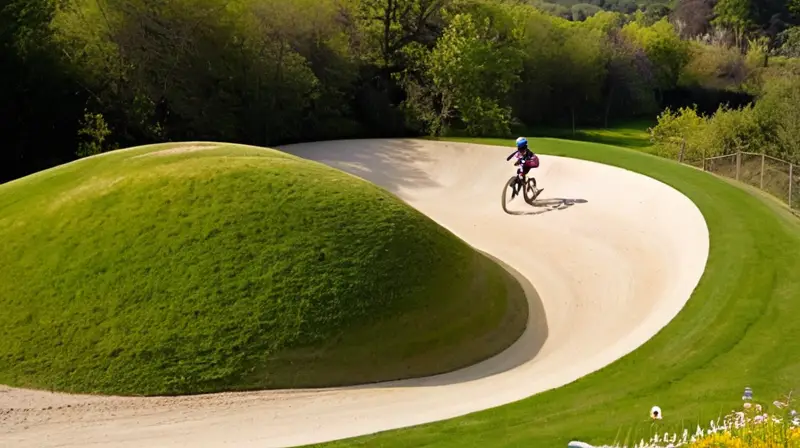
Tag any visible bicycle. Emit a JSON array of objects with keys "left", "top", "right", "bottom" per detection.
[{"left": 502, "top": 171, "right": 542, "bottom": 207}]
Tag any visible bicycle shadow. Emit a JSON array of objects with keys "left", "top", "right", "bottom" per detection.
[{"left": 503, "top": 197, "right": 588, "bottom": 216}]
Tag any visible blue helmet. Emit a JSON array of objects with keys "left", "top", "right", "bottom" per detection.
[{"left": 515, "top": 137, "right": 528, "bottom": 148}]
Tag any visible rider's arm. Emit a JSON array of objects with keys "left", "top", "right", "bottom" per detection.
[{"left": 506, "top": 150, "right": 518, "bottom": 161}]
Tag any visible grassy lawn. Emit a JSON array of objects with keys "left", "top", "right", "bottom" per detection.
[
  {"left": 307, "top": 136, "right": 800, "bottom": 447},
  {"left": 507, "top": 118, "right": 656, "bottom": 150},
  {"left": 0, "top": 142, "right": 527, "bottom": 396}
]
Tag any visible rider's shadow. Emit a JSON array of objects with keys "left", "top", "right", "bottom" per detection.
[{"left": 504, "top": 198, "right": 588, "bottom": 216}]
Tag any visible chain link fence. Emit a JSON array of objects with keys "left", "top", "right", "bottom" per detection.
[{"left": 686, "top": 152, "right": 797, "bottom": 212}]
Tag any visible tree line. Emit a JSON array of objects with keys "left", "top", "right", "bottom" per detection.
[{"left": 2, "top": 0, "right": 799, "bottom": 183}]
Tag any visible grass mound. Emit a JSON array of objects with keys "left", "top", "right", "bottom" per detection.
[{"left": 0, "top": 143, "right": 527, "bottom": 396}]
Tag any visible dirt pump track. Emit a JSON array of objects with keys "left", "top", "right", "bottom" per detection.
[{"left": 0, "top": 139, "right": 710, "bottom": 448}]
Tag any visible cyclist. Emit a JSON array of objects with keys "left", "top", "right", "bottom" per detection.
[{"left": 506, "top": 137, "right": 540, "bottom": 180}]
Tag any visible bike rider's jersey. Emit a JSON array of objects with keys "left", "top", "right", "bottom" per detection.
[{"left": 507, "top": 147, "right": 535, "bottom": 162}]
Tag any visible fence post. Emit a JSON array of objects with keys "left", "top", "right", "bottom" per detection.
[
  {"left": 702, "top": 147, "right": 706, "bottom": 171},
  {"left": 790, "top": 164, "right": 794, "bottom": 209},
  {"left": 760, "top": 153, "right": 765, "bottom": 189},
  {"left": 736, "top": 152, "right": 741, "bottom": 181}
]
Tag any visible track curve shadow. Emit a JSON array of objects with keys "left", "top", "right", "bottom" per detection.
[{"left": 342, "top": 250, "right": 549, "bottom": 390}]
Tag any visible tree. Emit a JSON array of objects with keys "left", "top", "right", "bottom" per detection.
[
  {"left": 602, "top": 30, "right": 656, "bottom": 127},
  {"left": 791, "top": 0, "right": 800, "bottom": 18},
  {"left": 672, "top": 0, "right": 716, "bottom": 39},
  {"left": 571, "top": 3, "right": 602, "bottom": 21},
  {"left": 355, "top": 0, "right": 445, "bottom": 71},
  {"left": 712, "top": 0, "right": 754, "bottom": 50},
  {"left": 556, "top": 25, "right": 606, "bottom": 133},
  {"left": 622, "top": 18, "right": 690, "bottom": 95},
  {"left": 425, "top": 13, "right": 523, "bottom": 135},
  {"left": 0, "top": 0, "right": 85, "bottom": 182}
]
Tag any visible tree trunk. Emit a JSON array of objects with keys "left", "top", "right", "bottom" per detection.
[
  {"left": 604, "top": 85, "right": 615, "bottom": 129},
  {"left": 571, "top": 106, "right": 576, "bottom": 136}
]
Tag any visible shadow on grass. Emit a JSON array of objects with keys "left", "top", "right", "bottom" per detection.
[
  {"left": 441, "top": 119, "right": 656, "bottom": 150},
  {"left": 523, "top": 121, "right": 655, "bottom": 150},
  {"left": 343, "top": 249, "right": 549, "bottom": 390}
]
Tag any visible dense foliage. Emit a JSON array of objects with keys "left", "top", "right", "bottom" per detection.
[{"left": 2, "top": 0, "right": 800, "bottom": 183}]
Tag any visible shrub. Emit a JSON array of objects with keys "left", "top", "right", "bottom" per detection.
[
  {"left": 704, "top": 104, "right": 765, "bottom": 156},
  {"left": 649, "top": 105, "right": 709, "bottom": 161}
]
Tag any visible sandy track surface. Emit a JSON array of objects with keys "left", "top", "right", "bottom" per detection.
[{"left": 0, "top": 139, "right": 709, "bottom": 448}]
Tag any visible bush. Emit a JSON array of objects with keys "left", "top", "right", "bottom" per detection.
[
  {"left": 649, "top": 105, "right": 709, "bottom": 161},
  {"left": 679, "top": 41, "right": 749, "bottom": 91},
  {"left": 753, "top": 75, "right": 800, "bottom": 163},
  {"left": 704, "top": 104, "right": 765, "bottom": 156}
]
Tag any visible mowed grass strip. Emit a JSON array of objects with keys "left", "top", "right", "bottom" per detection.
[
  {"left": 0, "top": 143, "right": 527, "bottom": 396},
  {"left": 306, "top": 137, "right": 800, "bottom": 447}
]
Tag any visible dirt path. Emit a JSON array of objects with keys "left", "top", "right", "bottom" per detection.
[{"left": 0, "top": 139, "right": 710, "bottom": 448}]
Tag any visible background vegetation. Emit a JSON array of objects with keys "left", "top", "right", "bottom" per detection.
[{"left": 3, "top": 0, "right": 799, "bottom": 184}]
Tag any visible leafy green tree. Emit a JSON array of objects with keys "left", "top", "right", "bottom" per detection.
[
  {"left": 571, "top": 3, "right": 602, "bottom": 21},
  {"left": 557, "top": 24, "right": 607, "bottom": 132},
  {"left": 712, "top": 0, "right": 754, "bottom": 50},
  {"left": 622, "top": 18, "right": 690, "bottom": 95},
  {"left": 791, "top": 0, "right": 800, "bottom": 17},
  {"left": 602, "top": 30, "right": 656, "bottom": 127},
  {"left": 355, "top": 0, "right": 445, "bottom": 71},
  {"left": 426, "top": 13, "right": 523, "bottom": 135}
]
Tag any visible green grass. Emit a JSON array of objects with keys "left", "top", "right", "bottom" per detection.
[
  {"left": 0, "top": 142, "right": 527, "bottom": 396},
  {"left": 305, "top": 136, "right": 800, "bottom": 447},
  {"left": 445, "top": 118, "right": 656, "bottom": 149},
  {"left": 520, "top": 119, "right": 656, "bottom": 150}
]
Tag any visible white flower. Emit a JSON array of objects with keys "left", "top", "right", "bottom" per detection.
[
  {"left": 774, "top": 400, "right": 787, "bottom": 409},
  {"left": 566, "top": 442, "right": 594, "bottom": 448},
  {"left": 756, "top": 404, "right": 762, "bottom": 412},
  {"left": 744, "top": 402, "right": 752, "bottom": 409},
  {"left": 651, "top": 406, "right": 663, "bottom": 419}
]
